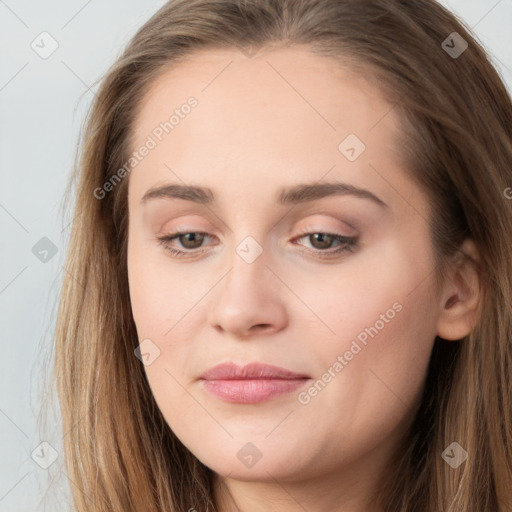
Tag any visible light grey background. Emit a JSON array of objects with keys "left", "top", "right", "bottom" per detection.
[{"left": 1, "top": 0, "right": 511, "bottom": 510}]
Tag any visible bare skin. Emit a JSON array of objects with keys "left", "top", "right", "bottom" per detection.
[{"left": 126, "top": 46, "right": 481, "bottom": 512}]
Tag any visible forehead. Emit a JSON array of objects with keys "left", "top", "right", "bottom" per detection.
[
  {"left": 131, "top": 45, "right": 397, "bottom": 139},
  {"left": 128, "top": 46, "right": 407, "bottom": 205}
]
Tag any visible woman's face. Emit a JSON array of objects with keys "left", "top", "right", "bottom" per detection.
[{"left": 127, "top": 46, "right": 443, "bottom": 490}]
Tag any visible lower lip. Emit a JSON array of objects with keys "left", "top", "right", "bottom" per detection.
[{"left": 201, "top": 378, "right": 310, "bottom": 403}]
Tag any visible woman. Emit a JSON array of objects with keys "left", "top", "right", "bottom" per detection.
[{"left": 54, "top": 0, "right": 512, "bottom": 510}]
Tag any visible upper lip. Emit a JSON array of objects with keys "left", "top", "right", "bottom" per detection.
[{"left": 199, "top": 362, "right": 309, "bottom": 380}]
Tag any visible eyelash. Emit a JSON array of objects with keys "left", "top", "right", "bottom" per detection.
[{"left": 155, "top": 230, "right": 358, "bottom": 260}]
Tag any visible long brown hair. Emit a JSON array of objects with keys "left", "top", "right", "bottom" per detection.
[{"left": 52, "top": 0, "right": 512, "bottom": 510}]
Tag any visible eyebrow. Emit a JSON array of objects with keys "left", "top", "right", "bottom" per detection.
[{"left": 140, "top": 181, "right": 389, "bottom": 209}]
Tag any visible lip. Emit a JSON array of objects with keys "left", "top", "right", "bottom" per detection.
[
  {"left": 199, "top": 362, "right": 311, "bottom": 404},
  {"left": 200, "top": 362, "right": 309, "bottom": 380}
]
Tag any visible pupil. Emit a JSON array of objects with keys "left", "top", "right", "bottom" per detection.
[{"left": 312, "top": 233, "right": 332, "bottom": 249}]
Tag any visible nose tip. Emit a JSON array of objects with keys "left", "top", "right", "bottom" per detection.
[{"left": 208, "top": 262, "right": 288, "bottom": 339}]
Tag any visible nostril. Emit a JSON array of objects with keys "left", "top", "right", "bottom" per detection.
[{"left": 253, "top": 324, "right": 271, "bottom": 331}]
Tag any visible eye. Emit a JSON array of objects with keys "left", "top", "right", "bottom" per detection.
[
  {"left": 155, "top": 230, "right": 358, "bottom": 259},
  {"left": 292, "top": 231, "right": 358, "bottom": 259},
  {"left": 156, "top": 231, "right": 213, "bottom": 258}
]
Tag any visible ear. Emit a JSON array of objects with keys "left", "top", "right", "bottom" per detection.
[{"left": 436, "top": 239, "right": 482, "bottom": 341}]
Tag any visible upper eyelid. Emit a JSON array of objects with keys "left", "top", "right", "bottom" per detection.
[
  {"left": 161, "top": 228, "right": 356, "bottom": 239},
  {"left": 153, "top": 209, "right": 361, "bottom": 236},
  {"left": 161, "top": 217, "right": 359, "bottom": 237}
]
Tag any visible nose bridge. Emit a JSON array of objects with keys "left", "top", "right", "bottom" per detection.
[
  {"left": 221, "top": 198, "right": 274, "bottom": 277},
  {"left": 223, "top": 232, "right": 271, "bottom": 297},
  {"left": 220, "top": 196, "right": 291, "bottom": 291},
  {"left": 234, "top": 232, "right": 266, "bottom": 266},
  {"left": 207, "top": 229, "right": 288, "bottom": 336}
]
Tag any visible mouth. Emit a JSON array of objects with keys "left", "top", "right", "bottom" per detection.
[{"left": 198, "top": 362, "right": 311, "bottom": 404}]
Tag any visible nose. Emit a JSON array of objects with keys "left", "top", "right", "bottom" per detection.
[{"left": 207, "top": 245, "right": 288, "bottom": 339}]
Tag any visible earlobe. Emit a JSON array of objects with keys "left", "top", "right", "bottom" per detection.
[{"left": 436, "top": 239, "right": 482, "bottom": 341}]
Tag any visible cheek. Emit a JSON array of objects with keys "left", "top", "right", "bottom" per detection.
[
  {"left": 127, "top": 231, "right": 202, "bottom": 337},
  {"left": 303, "top": 236, "right": 437, "bottom": 352},
  {"left": 296, "top": 240, "right": 439, "bottom": 427},
  {"left": 127, "top": 234, "right": 213, "bottom": 394}
]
